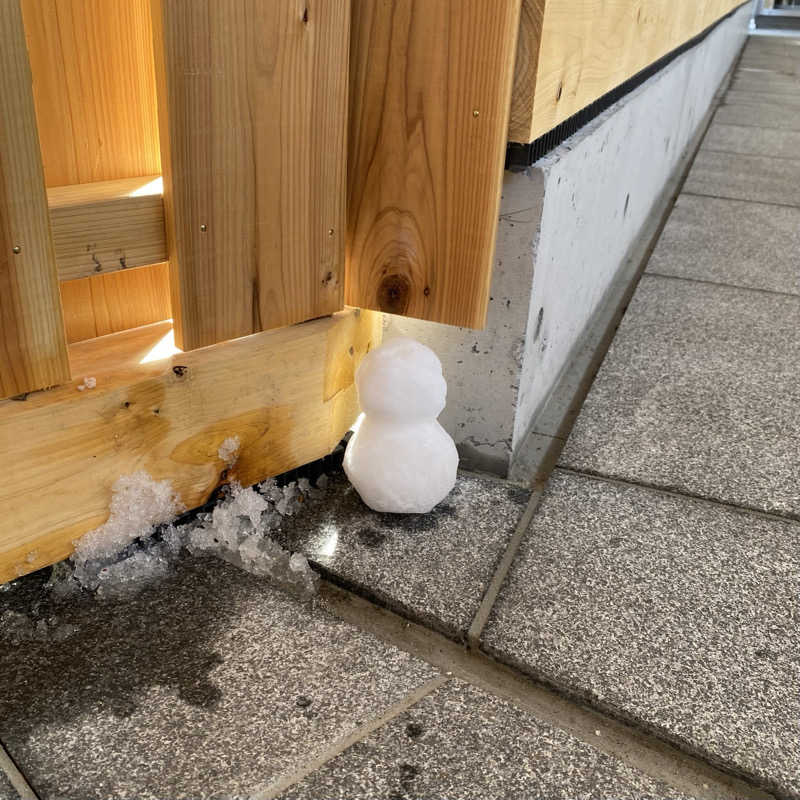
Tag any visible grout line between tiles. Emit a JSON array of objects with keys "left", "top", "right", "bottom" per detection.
[
  {"left": 644, "top": 270, "right": 800, "bottom": 299},
  {"left": 465, "top": 483, "right": 546, "bottom": 648},
  {"left": 250, "top": 675, "right": 449, "bottom": 800},
  {"left": 0, "top": 741, "right": 38, "bottom": 800},
  {"left": 681, "top": 189, "right": 800, "bottom": 210},
  {"left": 555, "top": 465, "right": 800, "bottom": 528},
  {"left": 320, "top": 582, "right": 778, "bottom": 800}
]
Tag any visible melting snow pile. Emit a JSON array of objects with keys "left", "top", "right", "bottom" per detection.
[
  {"left": 52, "top": 470, "right": 326, "bottom": 602},
  {"left": 70, "top": 472, "right": 184, "bottom": 599}
]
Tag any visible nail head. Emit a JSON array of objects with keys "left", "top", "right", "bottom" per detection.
[
  {"left": 200, "top": 224, "right": 208, "bottom": 232},
  {"left": 12, "top": 245, "right": 21, "bottom": 254}
]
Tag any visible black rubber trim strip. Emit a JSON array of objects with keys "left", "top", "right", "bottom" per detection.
[{"left": 506, "top": 1, "right": 752, "bottom": 169}]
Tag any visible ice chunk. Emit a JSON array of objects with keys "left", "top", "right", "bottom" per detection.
[
  {"left": 95, "top": 547, "right": 172, "bottom": 600},
  {"left": 71, "top": 472, "right": 183, "bottom": 592},
  {"left": 73, "top": 472, "right": 183, "bottom": 565}
]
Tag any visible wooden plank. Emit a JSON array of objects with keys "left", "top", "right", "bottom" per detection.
[
  {"left": 60, "top": 263, "right": 172, "bottom": 344},
  {"left": 0, "top": 0, "right": 70, "bottom": 399},
  {"left": 48, "top": 176, "right": 166, "bottom": 281},
  {"left": 0, "top": 308, "right": 381, "bottom": 582},
  {"left": 20, "top": 0, "right": 161, "bottom": 187},
  {"left": 509, "top": 0, "right": 746, "bottom": 143},
  {"left": 346, "top": 0, "right": 522, "bottom": 330},
  {"left": 151, "top": 0, "right": 350, "bottom": 350},
  {"left": 508, "top": 0, "right": 547, "bottom": 144}
]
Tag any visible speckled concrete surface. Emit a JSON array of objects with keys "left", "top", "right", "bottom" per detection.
[
  {"left": 703, "top": 121, "right": 800, "bottom": 159},
  {"left": 0, "top": 558, "right": 436, "bottom": 800},
  {"left": 272, "top": 471, "right": 530, "bottom": 639},
  {"left": 559, "top": 275, "right": 800, "bottom": 517},
  {"left": 714, "top": 100, "right": 800, "bottom": 131},
  {"left": 280, "top": 680, "right": 695, "bottom": 800},
  {"left": 482, "top": 470, "right": 800, "bottom": 799},
  {"left": 646, "top": 193, "right": 800, "bottom": 295},
  {"left": 684, "top": 149, "right": 800, "bottom": 207},
  {"left": 0, "top": 769, "right": 16, "bottom": 800},
  {"left": 725, "top": 88, "right": 800, "bottom": 108},
  {"left": 729, "top": 71, "right": 800, "bottom": 94}
]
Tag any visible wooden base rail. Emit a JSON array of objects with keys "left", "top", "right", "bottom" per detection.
[{"left": 0, "top": 308, "right": 380, "bottom": 583}]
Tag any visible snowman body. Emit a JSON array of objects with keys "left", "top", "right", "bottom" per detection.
[{"left": 344, "top": 338, "right": 458, "bottom": 514}]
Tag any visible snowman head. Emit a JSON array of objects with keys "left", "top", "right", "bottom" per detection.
[{"left": 356, "top": 337, "right": 447, "bottom": 420}]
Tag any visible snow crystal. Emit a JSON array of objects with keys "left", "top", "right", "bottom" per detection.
[
  {"left": 71, "top": 471, "right": 184, "bottom": 591},
  {"left": 218, "top": 435, "right": 241, "bottom": 466}
]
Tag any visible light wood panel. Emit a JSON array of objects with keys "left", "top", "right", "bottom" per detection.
[
  {"left": 0, "top": 308, "right": 381, "bottom": 582},
  {"left": 20, "top": 0, "right": 161, "bottom": 187},
  {"left": 48, "top": 176, "right": 166, "bottom": 281},
  {"left": 509, "top": 0, "right": 746, "bottom": 143},
  {"left": 0, "top": 0, "right": 70, "bottom": 399},
  {"left": 347, "top": 0, "right": 522, "bottom": 330},
  {"left": 152, "top": 0, "right": 350, "bottom": 351},
  {"left": 60, "top": 263, "right": 172, "bottom": 343}
]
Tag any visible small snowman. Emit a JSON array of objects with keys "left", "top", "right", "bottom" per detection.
[{"left": 344, "top": 337, "right": 459, "bottom": 513}]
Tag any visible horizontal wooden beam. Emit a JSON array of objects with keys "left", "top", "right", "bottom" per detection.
[
  {"left": 48, "top": 176, "right": 166, "bottom": 280},
  {"left": 0, "top": 308, "right": 381, "bottom": 583},
  {"left": 509, "top": 0, "right": 746, "bottom": 144}
]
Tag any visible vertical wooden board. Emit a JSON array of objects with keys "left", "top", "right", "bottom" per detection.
[
  {"left": 20, "top": 0, "right": 161, "bottom": 187},
  {"left": 346, "top": 0, "right": 522, "bottom": 330},
  {"left": 152, "top": 0, "right": 349, "bottom": 351},
  {"left": 0, "top": 0, "right": 69, "bottom": 399},
  {"left": 60, "top": 263, "right": 172, "bottom": 343}
]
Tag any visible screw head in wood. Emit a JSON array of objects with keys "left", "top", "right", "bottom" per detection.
[
  {"left": 472, "top": 109, "right": 480, "bottom": 118},
  {"left": 328, "top": 228, "right": 334, "bottom": 236},
  {"left": 12, "top": 245, "right": 21, "bottom": 254},
  {"left": 200, "top": 224, "right": 208, "bottom": 232}
]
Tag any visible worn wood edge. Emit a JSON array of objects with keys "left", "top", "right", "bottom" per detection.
[
  {"left": 0, "top": 308, "right": 380, "bottom": 583},
  {"left": 48, "top": 176, "right": 166, "bottom": 280}
]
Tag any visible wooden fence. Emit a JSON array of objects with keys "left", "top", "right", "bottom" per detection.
[{"left": 0, "top": 0, "right": 745, "bottom": 581}]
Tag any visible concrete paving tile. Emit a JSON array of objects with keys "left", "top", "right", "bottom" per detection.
[
  {"left": 714, "top": 99, "right": 800, "bottom": 131},
  {"left": 725, "top": 88, "right": 800, "bottom": 108},
  {"left": 702, "top": 121, "right": 800, "bottom": 158},
  {"left": 482, "top": 470, "right": 800, "bottom": 799},
  {"left": 272, "top": 471, "right": 531, "bottom": 640},
  {"left": 730, "top": 70, "right": 800, "bottom": 94},
  {"left": 0, "top": 558, "right": 437, "bottom": 800},
  {"left": 684, "top": 148, "right": 800, "bottom": 206},
  {"left": 279, "top": 680, "right": 695, "bottom": 800},
  {"left": 559, "top": 275, "right": 800, "bottom": 517},
  {"left": 646, "top": 193, "right": 800, "bottom": 294}
]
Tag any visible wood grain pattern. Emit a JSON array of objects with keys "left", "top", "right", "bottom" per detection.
[
  {"left": 60, "top": 263, "right": 172, "bottom": 343},
  {"left": 509, "top": 0, "right": 746, "bottom": 143},
  {"left": 0, "top": 308, "right": 381, "bottom": 582},
  {"left": 48, "top": 176, "right": 166, "bottom": 281},
  {"left": 347, "top": 0, "right": 522, "bottom": 330},
  {"left": 152, "top": 0, "right": 349, "bottom": 350},
  {"left": 0, "top": 0, "right": 70, "bottom": 399},
  {"left": 20, "top": 0, "right": 161, "bottom": 187}
]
